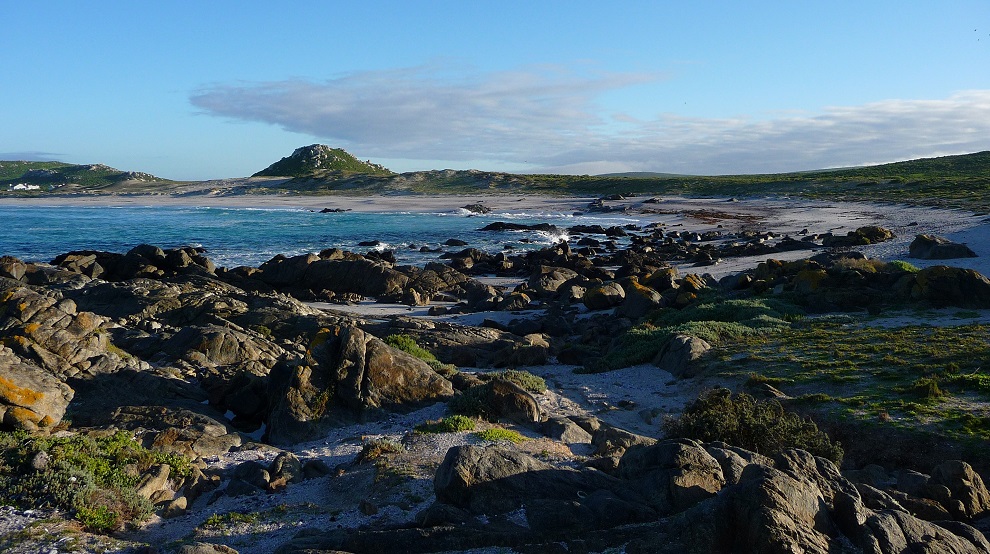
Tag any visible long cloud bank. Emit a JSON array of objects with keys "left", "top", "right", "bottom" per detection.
[{"left": 190, "top": 67, "right": 990, "bottom": 174}]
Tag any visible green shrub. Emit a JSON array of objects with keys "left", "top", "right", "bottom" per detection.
[
  {"left": 663, "top": 388, "right": 843, "bottom": 464},
  {"left": 481, "top": 370, "right": 546, "bottom": 393},
  {"left": 203, "top": 510, "right": 260, "bottom": 528},
  {"left": 385, "top": 334, "right": 438, "bottom": 362},
  {"left": 415, "top": 415, "right": 476, "bottom": 434},
  {"left": 448, "top": 384, "right": 494, "bottom": 420},
  {"left": 427, "top": 359, "right": 459, "bottom": 378},
  {"left": 356, "top": 438, "right": 403, "bottom": 463},
  {"left": 888, "top": 260, "right": 920, "bottom": 273},
  {"left": 474, "top": 428, "right": 527, "bottom": 444},
  {"left": 905, "top": 377, "right": 946, "bottom": 402},
  {"left": 386, "top": 334, "right": 458, "bottom": 376},
  {"left": 0, "top": 430, "right": 188, "bottom": 532}
]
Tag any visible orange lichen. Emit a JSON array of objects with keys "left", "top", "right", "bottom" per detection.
[{"left": 0, "top": 375, "right": 44, "bottom": 405}]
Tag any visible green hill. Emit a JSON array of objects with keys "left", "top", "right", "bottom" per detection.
[
  {"left": 253, "top": 145, "right": 393, "bottom": 177},
  {"left": 0, "top": 161, "right": 169, "bottom": 191}
]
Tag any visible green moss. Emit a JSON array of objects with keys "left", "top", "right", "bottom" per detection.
[
  {"left": 592, "top": 295, "right": 799, "bottom": 372},
  {"left": 385, "top": 334, "right": 458, "bottom": 376}
]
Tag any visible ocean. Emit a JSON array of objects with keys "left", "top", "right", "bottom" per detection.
[{"left": 2, "top": 204, "right": 645, "bottom": 269}]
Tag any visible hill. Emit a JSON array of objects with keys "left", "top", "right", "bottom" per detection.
[
  {"left": 0, "top": 161, "right": 171, "bottom": 192},
  {"left": 252, "top": 144, "right": 393, "bottom": 177}
]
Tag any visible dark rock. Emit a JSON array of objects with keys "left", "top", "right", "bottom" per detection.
[
  {"left": 653, "top": 335, "right": 711, "bottom": 378},
  {"left": 909, "top": 234, "right": 978, "bottom": 260}
]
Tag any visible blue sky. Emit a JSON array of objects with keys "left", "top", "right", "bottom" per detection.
[{"left": 2, "top": 1, "right": 989, "bottom": 180}]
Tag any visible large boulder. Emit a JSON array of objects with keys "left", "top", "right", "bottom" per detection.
[
  {"left": 653, "top": 334, "right": 711, "bottom": 378},
  {"left": 929, "top": 460, "right": 990, "bottom": 519},
  {"left": 911, "top": 266, "right": 990, "bottom": 308},
  {"left": 909, "top": 234, "right": 978, "bottom": 260},
  {"left": 583, "top": 282, "right": 626, "bottom": 310},
  {"left": 434, "top": 445, "right": 619, "bottom": 515},
  {"left": 615, "top": 279, "right": 663, "bottom": 319},
  {"left": 617, "top": 440, "right": 725, "bottom": 514},
  {"left": 0, "top": 348, "right": 73, "bottom": 431},
  {"left": 303, "top": 258, "right": 409, "bottom": 297}
]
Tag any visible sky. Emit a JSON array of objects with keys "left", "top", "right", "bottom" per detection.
[{"left": 2, "top": 1, "right": 989, "bottom": 180}]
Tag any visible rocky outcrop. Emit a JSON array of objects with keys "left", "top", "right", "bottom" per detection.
[
  {"left": 0, "top": 347, "right": 73, "bottom": 430},
  {"left": 910, "top": 234, "right": 978, "bottom": 260}
]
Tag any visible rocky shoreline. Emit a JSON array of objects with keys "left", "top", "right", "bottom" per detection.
[{"left": 2, "top": 198, "right": 990, "bottom": 553}]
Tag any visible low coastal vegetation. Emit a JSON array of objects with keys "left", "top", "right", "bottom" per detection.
[
  {"left": 0, "top": 430, "right": 191, "bottom": 532},
  {"left": 663, "top": 387, "right": 844, "bottom": 463}
]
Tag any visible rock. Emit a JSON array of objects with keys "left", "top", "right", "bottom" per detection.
[
  {"left": 268, "top": 452, "right": 305, "bottom": 486},
  {"left": 704, "top": 442, "right": 773, "bottom": 486},
  {"left": 177, "top": 542, "right": 239, "bottom": 554},
  {"left": 823, "top": 226, "right": 896, "bottom": 247},
  {"left": 643, "top": 267, "right": 679, "bottom": 292},
  {"left": 303, "top": 258, "right": 410, "bottom": 298},
  {"left": 615, "top": 279, "right": 663, "bottom": 319},
  {"left": 528, "top": 266, "right": 579, "bottom": 296},
  {"left": 135, "top": 464, "right": 171, "bottom": 499},
  {"left": 617, "top": 440, "right": 725, "bottom": 514},
  {"left": 545, "top": 416, "right": 593, "bottom": 444},
  {"left": 583, "top": 282, "right": 626, "bottom": 310},
  {"left": 480, "top": 222, "right": 560, "bottom": 233},
  {"left": 653, "top": 335, "right": 711, "bottom": 378},
  {"left": 495, "top": 291, "right": 531, "bottom": 311},
  {"left": 592, "top": 425, "right": 656, "bottom": 458},
  {"left": 862, "top": 510, "right": 989, "bottom": 553},
  {"left": 486, "top": 379, "right": 542, "bottom": 425},
  {"left": 909, "top": 234, "right": 977, "bottom": 260},
  {"left": 434, "top": 445, "right": 619, "bottom": 515},
  {"left": 461, "top": 203, "right": 491, "bottom": 214},
  {"left": 161, "top": 495, "right": 188, "bottom": 518},
  {"left": 911, "top": 266, "right": 990, "bottom": 308},
  {"left": 0, "top": 256, "right": 26, "bottom": 280},
  {"left": 930, "top": 460, "right": 990, "bottom": 519},
  {"left": 333, "top": 327, "right": 455, "bottom": 412},
  {"left": 0, "top": 348, "right": 74, "bottom": 431}
]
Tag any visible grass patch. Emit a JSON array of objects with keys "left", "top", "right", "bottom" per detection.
[
  {"left": 474, "top": 428, "right": 528, "bottom": 444},
  {"left": 711, "top": 322, "right": 990, "bottom": 444},
  {"left": 202, "top": 510, "right": 260, "bottom": 528},
  {"left": 591, "top": 296, "right": 801, "bottom": 372},
  {"left": 415, "top": 415, "right": 476, "bottom": 434}
]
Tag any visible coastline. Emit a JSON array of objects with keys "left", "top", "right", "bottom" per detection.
[{"left": 3, "top": 192, "right": 990, "bottom": 278}]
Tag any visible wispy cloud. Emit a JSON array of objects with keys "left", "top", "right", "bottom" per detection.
[
  {"left": 191, "top": 67, "right": 990, "bottom": 174},
  {"left": 0, "top": 151, "right": 63, "bottom": 162}
]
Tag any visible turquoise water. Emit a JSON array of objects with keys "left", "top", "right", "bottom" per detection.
[{"left": 1, "top": 205, "right": 643, "bottom": 268}]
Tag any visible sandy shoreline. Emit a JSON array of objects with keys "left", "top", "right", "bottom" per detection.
[{"left": 3, "top": 192, "right": 989, "bottom": 278}]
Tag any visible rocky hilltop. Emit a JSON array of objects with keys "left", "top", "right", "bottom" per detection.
[
  {"left": 253, "top": 144, "right": 393, "bottom": 178},
  {"left": 1, "top": 205, "right": 989, "bottom": 552}
]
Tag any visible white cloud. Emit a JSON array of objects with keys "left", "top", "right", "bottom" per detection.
[{"left": 190, "top": 67, "right": 990, "bottom": 174}]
